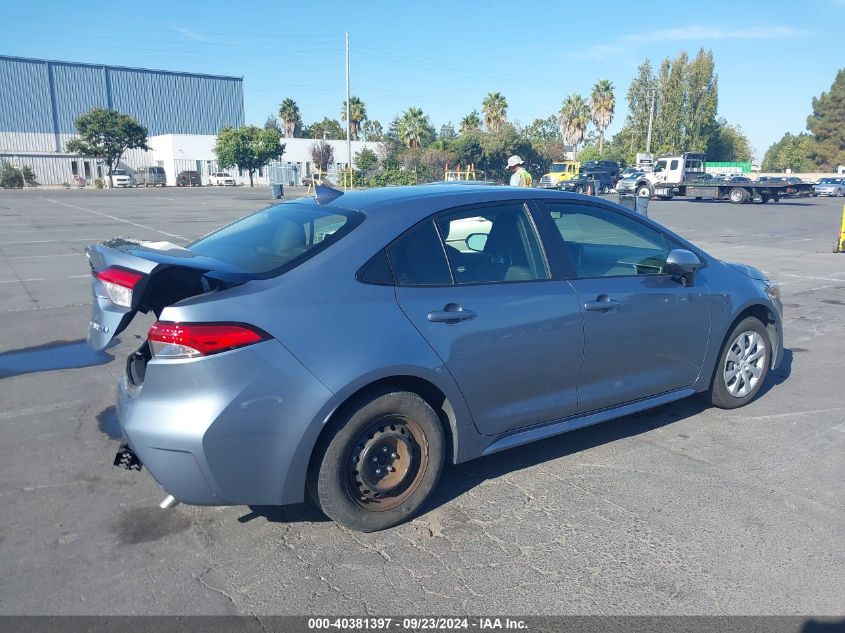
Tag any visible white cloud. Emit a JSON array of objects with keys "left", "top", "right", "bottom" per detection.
[{"left": 571, "top": 24, "right": 809, "bottom": 60}]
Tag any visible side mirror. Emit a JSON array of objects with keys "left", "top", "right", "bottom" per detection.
[
  {"left": 666, "top": 249, "right": 702, "bottom": 286},
  {"left": 465, "top": 233, "right": 488, "bottom": 252}
]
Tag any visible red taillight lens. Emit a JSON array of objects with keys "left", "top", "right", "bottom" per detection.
[
  {"left": 96, "top": 267, "right": 143, "bottom": 308},
  {"left": 148, "top": 322, "right": 270, "bottom": 358}
]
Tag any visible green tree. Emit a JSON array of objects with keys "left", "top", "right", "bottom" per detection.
[
  {"left": 625, "top": 60, "right": 657, "bottom": 155},
  {"left": 264, "top": 115, "right": 282, "bottom": 134},
  {"left": 361, "top": 119, "right": 384, "bottom": 141},
  {"left": 278, "top": 98, "right": 302, "bottom": 138},
  {"left": 460, "top": 110, "right": 482, "bottom": 135},
  {"left": 341, "top": 96, "right": 367, "bottom": 141},
  {"left": 305, "top": 117, "right": 345, "bottom": 140},
  {"left": 65, "top": 108, "right": 150, "bottom": 188},
  {"left": 214, "top": 125, "right": 285, "bottom": 187},
  {"left": 397, "top": 107, "right": 434, "bottom": 149},
  {"left": 354, "top": 146, "right": 378, "bottom": 172},
  {"left": 559, "top": 93, "right": 591, "bottom": 156},
  {"left": 707, "top": 119, "right": 753, "bottom": 162},
  {"left": 807, "top": 68, "right": 845, "bottom": 169},
  {"left": 761, "top": 133, "right": 814, "bottom": 172},
  {"left": 439, "top": 122, "right": 457, "bottom": 142},
  {"left": 0, "top": 162, "right": 37, "bottom": 188},
  {"left": 591, "top": 80, "right": 615, "bottom": 154},
  {"left": 682, "top": 48, "right": 719, "bottom": 153},
  {"left": 523, "top": 116, "right": 562, "bottom": 143},
  {"left": 482, "top": 92, "right": 508, "bottom": 133}
]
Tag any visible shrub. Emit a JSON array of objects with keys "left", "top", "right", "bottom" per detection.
[
  {"left": 0, "top": 161, "right": 22, "bottom": 188},
  {"left": 94, "top": 178, "right": 104, "bottom": 189}
]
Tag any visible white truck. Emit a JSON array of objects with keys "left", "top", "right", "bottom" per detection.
[{"left": 618, "top": 152, "right": 813, "bottom": 203}]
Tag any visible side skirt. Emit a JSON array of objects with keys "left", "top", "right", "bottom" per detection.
[{"left": 480, "top": 388, "right": 695, "bottom": 457}]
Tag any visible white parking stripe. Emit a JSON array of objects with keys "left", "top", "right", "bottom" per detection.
[
  {"left": 44, "top": 197, "right": 186, "bottom": 240},
  {"left": 0, "top": 400, "right": 85, "bottom": 421},
  {"left": 0, "top": 275, "right": 88, "bottom": 284}
]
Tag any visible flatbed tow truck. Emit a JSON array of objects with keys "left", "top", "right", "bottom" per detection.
[{"left": 619, "top": 152, "right": 814, "bottom": 204}]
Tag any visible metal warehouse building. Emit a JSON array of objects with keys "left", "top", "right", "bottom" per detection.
[{"left": 0, "top": 55, "right": 244, "bottom": 185}]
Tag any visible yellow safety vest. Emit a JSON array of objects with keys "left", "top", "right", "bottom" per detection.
[{"left": 517, "top": 167, "right": 532, "bottom": 187}]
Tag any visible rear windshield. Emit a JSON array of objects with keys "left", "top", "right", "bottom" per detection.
[{"left": 188, "top": 202, "right": 362, "bottom": 277}]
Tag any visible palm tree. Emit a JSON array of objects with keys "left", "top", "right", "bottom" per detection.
[
  {"left": 341, "top": 96, "right": 367, "bottom": 141},
  {"left": 481, "top": 92, "right": 508, "bottom": 133},
  {"left": 278, "top": 98, "right": 301, "bottom": 138},
  {"left": 559, "top": 93, "right": 591, "bottom": 157},
  {"left": 398, "top": 107, "right": 428, "bottom": 149},
  {"left": 591, "top": 80, "right": 615, "bottom": 154},
  {"left": 459, "top": 110, "right": 482, "bottom": 135}
]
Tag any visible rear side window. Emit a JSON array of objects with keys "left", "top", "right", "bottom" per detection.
[
  {"left": 388, "top": 221, "right": 452, "bottom": 286},
  {"left": 189, "top": 202, "right": 362, "bottom": 277}
]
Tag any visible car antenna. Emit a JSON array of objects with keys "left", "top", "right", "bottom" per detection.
[{"left": 314, "top": 184, "right": 344, "bottom": 205}]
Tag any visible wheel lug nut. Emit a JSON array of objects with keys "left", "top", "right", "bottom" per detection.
[
  {"left": 375, "top": 468, "right": 382, "bottom": 475},
  {"left": 390, "top": 452, "right": 398, "bottom": 459},
  {"left": 382, "top": 446, "right": 388, "bottom": 452},
  {"left": 372, "top": 457, "right": 378, "bottom": 462},
  {"left": 387, "top": 466, "right": 395, "bottom": 472}
]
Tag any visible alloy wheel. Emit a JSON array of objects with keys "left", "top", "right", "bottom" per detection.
[{"left": 723, "top": 330, "right": 767, "bottom": 398}]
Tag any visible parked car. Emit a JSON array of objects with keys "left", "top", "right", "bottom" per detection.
[
  {"left": 713, "top": 174, "right": 751, "bottom": 183},
  {"left": 87, "top": 184, "right": 784, "bottom": 532},
  {"left": 580, "top": 160, "right": 621, "bottom": 180},
  {"left": 135, "top": 166, "right": 167, "bottom": 187},
  {"left": 108, "top": 169, "right": 134, "bottom": 188},
  {"left": 813, "top": 177, "right": 845, "bottom": 196},
  {"left": 615, "top": 171, "right": 646, "bottom": 193},
  {"left": 208, "top": 172, "right": 236, "bottom": 186},
  {"left": 175, "top": 171, "right": 202, "bottom": 187},
  {"left": 558, "top": 170, "right": 615, "bottom": 194}
]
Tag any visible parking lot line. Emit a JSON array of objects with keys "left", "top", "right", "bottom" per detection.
[
  {"left": 44, "top": 197, "right": 187, "bottom": 240},
  {"left": 0, "top": 275, "right": 88, "bottom": 284}
]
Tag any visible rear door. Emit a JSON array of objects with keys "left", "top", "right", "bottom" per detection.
[
  {"left": 537, "top": 200, "right": 711, "bottom": 412},
  {"left": 391, "top": 201, "right": 585, "bottom": 436}
]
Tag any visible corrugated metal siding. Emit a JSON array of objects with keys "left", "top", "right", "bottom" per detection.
[
  {"left": 0, "top": 55, "right": 244, "bottom": 144},
  {"left": 52, "top": 62, "right": 109, "bottom": 133},
  {"left": 0, "top": 58, "right": 54, "bottom": 144}
]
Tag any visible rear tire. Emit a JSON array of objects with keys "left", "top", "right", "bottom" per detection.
[
  {"left": 600, "top": 184, "right": 610, "bottom": 194},
  {"left": 575, "top": 185, "right": 584, "bottom": 194},
  {"left": 310, "top": 389, "right": 445, "bottom": 532},
  {"left": 729, "top": 187, "right": 750, "bottom": 204},
  {"left": 709, "top": 317, "right": 771, "bottom": 409}
]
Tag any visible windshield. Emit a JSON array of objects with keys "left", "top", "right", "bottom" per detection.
[
  {"left": 189, "top": 202, "right": 362, "bottom": 277},
  {"left": 550, "top": 164, "right": 568, "bottom": 173},
  {"left": 819, "top": 178, "right": 838, "bottom": 184},
  {"left": 112, "top": 170, "right": 126, "bottom": 175}
]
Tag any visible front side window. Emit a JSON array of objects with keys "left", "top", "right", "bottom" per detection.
[
  {"left": 189, "top": 202, "right": 361, "bottom": 277},
  {"left": 543, "top": 203, "right": 670, "bottom": 278},
  {"left": 435, "top": 204, "right": 549, "bottom": 284}
]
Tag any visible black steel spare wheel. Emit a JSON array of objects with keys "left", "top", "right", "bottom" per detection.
[
  {"left": 348, "top": 416, "right": 429, "bottom": 511},
  {"left": 310, "top": 389, "right": 445, "bottom": 532}
]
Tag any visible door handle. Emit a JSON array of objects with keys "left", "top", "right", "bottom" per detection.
[
  {"left": 427, "top": 303, "right": 476, "bottom": 323},
  {"left": 584, "top": 295, "right": 621, "bottom": 312}
]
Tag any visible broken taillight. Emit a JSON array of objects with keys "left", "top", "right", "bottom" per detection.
[
  {"left": 148, "top": 322, "right": 270, "bottom": 358},
  {"left": 96, "top": 267, "right": 143, "bottom": 308}
]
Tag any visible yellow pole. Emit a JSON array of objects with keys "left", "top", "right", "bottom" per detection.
[{"left": 837, "top": 205, "right": 845, "bottom": 253}]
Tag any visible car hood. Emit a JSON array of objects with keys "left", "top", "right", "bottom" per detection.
[{"left": 726, "top": 262, "right": 768, "bottom": 281}]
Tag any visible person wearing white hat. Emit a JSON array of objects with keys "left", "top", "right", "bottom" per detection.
[{"left": 507, "top": 155, "right": 533, "bottom": 187}]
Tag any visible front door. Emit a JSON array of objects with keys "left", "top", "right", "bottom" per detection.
[
  {"left": 538, "top": 201, "right": 711, "bottom": 412},
  {"left": 390, "top": 202, "right": 584, "bottom": 436}
]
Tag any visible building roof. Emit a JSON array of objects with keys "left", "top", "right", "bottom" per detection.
[{"left": 0, "top": 54, "right": 243, "bottom": 81}]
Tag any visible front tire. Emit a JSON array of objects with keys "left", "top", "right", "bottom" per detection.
[
  {"left": 311, "top": 389, "right": 445, "bottom": 532},
  {"left": 636, "top": 183, "right": 653, "bottom": 199},
  {"left": 710, "top": 317, "right": 771, "bottom": 409}
]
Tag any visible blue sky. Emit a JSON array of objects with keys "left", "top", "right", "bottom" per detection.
[{"left": 2, "top": 0, "right": 842, "bottom": 161}]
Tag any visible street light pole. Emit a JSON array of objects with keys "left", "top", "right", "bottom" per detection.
[
  {"left": 645, "top": 86, "right": 656, "bottom": 155},
  {"left": 345, "top": 31, "right": 351, "bottom": 190}
]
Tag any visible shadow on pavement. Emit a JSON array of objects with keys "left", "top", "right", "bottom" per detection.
[{"left": 0, "top": 339, "right": 112, "bottom": 379}]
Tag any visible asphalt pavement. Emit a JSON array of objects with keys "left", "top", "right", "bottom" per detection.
[{"left": 0, "top": 186, "right": 842, "bottom": 615}]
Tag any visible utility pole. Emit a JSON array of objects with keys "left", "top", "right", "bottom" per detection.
[
  {"left": 645, "top": 86, "right": 656, "bottom": 155},
  {"left": 345, "top": 31, "right": 351, "bottom": 190}
]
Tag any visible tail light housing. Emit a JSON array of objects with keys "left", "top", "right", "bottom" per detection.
[
  {"left": 148, "top": 322, "right": 270, "bottom": 358},
  {"left": 96, "top": 267, "right": 143, "bottom": 308}
]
